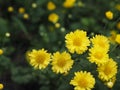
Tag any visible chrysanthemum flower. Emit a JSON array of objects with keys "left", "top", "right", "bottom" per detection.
[
  {"left": 65, "top": 30, "right": 90, "bottom": 54},
  {"left": 0, "top": 49, "right": 3, "bottom": 55},
  {"left": 97, "top": 59, "right": 117, "bottom": 81},
  {"left": 28, "top": 49, "right": 51, "bottom": 69},
  {"left": 63, "top": 0, "right": 76, "bottom": 8},
  {"left": 48, "top": 13, "right": 59, "bottom": 23},
  {"left": 88, "top": 47, "right": 109, "bottom": 65},
  {"left": 51, "top": 51, "right": 74, "bottom": 74},
  {"left": 47, "top": 1, "right": 56, "bottom": 10},
  {"left": 0, "top": 83, "right": 4, "bottom": 89},
  {"left": 106, "top": 76, "right": 116, "bottom": 88},
  {"left": 115, "top": 34, "right": 120, "bottom": 44},
  {"left": 70, "top": 71, "right": 95, "bottom": 90},
  {"left": 91, "top": 35, "right": 110, "bottom": 52},
  {"left": 105, "top": 11, "right": 113, "bottom": 20}
]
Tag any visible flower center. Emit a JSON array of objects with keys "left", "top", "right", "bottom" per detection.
[
  {"left": 57, "top": 58, "right": 66, "bottom": 67},
  {"left": 78, "top": 78, "right": 88, "bottom": 88},
  {"left": 35, "top": 54, "right": 45, "bottom": 64},
  {"left": 94, "top": 52, "right": 103, "bottom": 59},
  {"left": 73, "top": 37, "right": 81, "bottom": 46},
  {"left": 104, "top": 65, "right": 112, "bottom": 75}
]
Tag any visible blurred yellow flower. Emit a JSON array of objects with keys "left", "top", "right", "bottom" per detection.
[
  {"left": 51, "top": 51, "right": 74, "bottom": 74},
  {"left": 5, "top": 32, "right": 10, "bottom": 37},
  {"left": 97, "top": 59, "right": 117, "bottom": 81},
  {"left": 70, "top": 71, "right": 95, "bottom": 90},
  {"left": 18, "top": 7, "right": 25, "bottom": 14},
  {"left": 48, "top": 13, "right": 59, "bottom": 23},
  {"left": 63, "top": 0, "right": 76, "bottom": 8},
  {"left": 115, "top": 4, "right": 120, "bottom": 11},
  {"left": 55, "top": 23, "right": 60, "bottom": 28},
  {"left": 65, "top": 30, "right": 90, "bottom": 54},
  {"left": 116, "top": 22, "right": 120, "bottom": 30},
  {"left": 28, "top": 49, "right": 51, "bottom": 69},
  {"left": 23, "top": 13, "right": 29, "bottom": 19},
  {"left": 108, "top": 30, "right": 117, "bottom": 43},
  {"left": 115, "top": 34, "right": 120, "bottom": 44},
  {"left": 105, "top": 11, "right": 113, "bottom": 20},
  {"left": 0, "top": 49, "right": 3, "bottom": 55},
  {"left": 8, "top": 6, "right": 14, "bottom": 12},
  {"left": 106, "top": 76, "right": 116, "bottom": 88},
  {"left": 91, "top": 35, "right": 110, "bottom": 52},
  {"left": 0, "top": 83, "right": 3, "bottom": 89},
  {"left": 47, "top": 1, "right": 56, "bottom": 10},
  {"left": 88, "top": 47, "right": 109, "bottom": 65}
]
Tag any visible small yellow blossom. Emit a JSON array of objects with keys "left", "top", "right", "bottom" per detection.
[
  {"left": 51, "top": 51, "right": 74, "bottom": 74},
  {"left": 116, "top": 22, "right": 120, "bottom": 30},
  {"left": 88, "top": 47, "right": 109, "bottom": 65},
  {"left": 106, "top": 76, "right": 116, "bottom": 88},
  {"left": 23, "top": 13, "right": 29, "bottom": 19},
  {"left": 47, "top": 1, "right": 56, "bottom": 10},
  {"left": 0, "top": 49, "right": 3, "bottom": 55},
  {"left": 115, "top": 4, "right": 120, "bottom": 11},
  {"left": 28, "top": 49, "right": 51, "bottom": 69},
  {"left": 97, "top": 59, "right": 117, "bottom": 81},
  {"left": 70, "top": 71, "right": 95, "bottom": 90},
  {"left": 18, "top": 7, "right": 25, "bottom": 14},
  {"left": 63, "top": 0, "right": 76, "bottom": 8},
  {"left": 105, "top": 11, "right": 113, "bottom": 20},
  {"left": 0, "top": 83, "right": 3, "bottom": 89},
  {"left": 48, "top": 13, "right": 59, "bottom": 23},
  {"left": 65, "top": 29, "right": 90, "bottom": 54},
  {"left": 55, "top": 23, "right": 60, "bottom": 28},
  {"left": 8, "top": 6, "right": 14, "bottom": 12},
  {"left": 108, "top": 30, "right": 117, "bottom": 43},
  {"left": 115, "top": 34, "right": 120, "bottom": 44},
  {"left": 91, "top": 35, "right": 110, "bottom": 52}
]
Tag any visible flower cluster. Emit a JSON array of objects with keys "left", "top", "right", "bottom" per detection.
[{"left": 27, "top": 29, "right": 118, "bottom": 90}]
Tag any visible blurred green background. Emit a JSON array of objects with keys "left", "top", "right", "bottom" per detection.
[{"left": 0, "top": 0, "right": 120, "bottom": 90}]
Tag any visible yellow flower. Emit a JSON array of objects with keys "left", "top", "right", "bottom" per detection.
[
  {"left": 115, "top": 34, "right": 120, "bottom": 44},
  {"left": 32, "top": 3, "right": 37, "bottom": 8},
  {"left": 8, "top": 6, "right": 14, "bottom": 12},
  {"left": 23, "top": 13, "right": 29, "bottom": 19},
  {"left": 116, "top": 22, "right": 120, "bottom": 30},
  {"left": 88, "top": 47, "right": 109, "bottom": 65},
  {"left": 0, "top": 83, "right": 4, "bottom": 89},
  {"left": 48, "top": 13, "right": 59, "bottom": 23},
  {"left": 97, "top": 59, "right": 117, "bottom": 81},
  {"left": 51, "top": 51, "right": 74, "bottom": 74},
  {"left": 47, "top": 1, "right": 56, "bottom": 10},
  {"left": 70, "top": 71, "right": 95, "bottom": 90},
  {"left": 0, "top": 49, "right": 3, "bottom": 55},
  {"left": 91, "top": 35, "right": 110, "bottom": 52},
  {"left": 115, "top": 4, "right": 120, "bottom": 11},
  {"left": 108, "top": 30, "right": 117, "bottom": 43},
  {"left": 65, "top": 30, "right": 90, "bottom": 54},
  {"left": 18, "top": 7, "right": 25, "bottom": 14},
  {"left": 55, "top": 23, "right": 61, "bottom": 28},
  {"left": 105, "top": 11, "right": 113, "bottom": 20},
  {"left": 63, "top": 0, "right": 76, "bottom": 8},
  {"left": 106, "top": 76, "right": 116, "bottom": 88},
  {"left": 28, "top": 49, "right": 51, "bottom": 69}
]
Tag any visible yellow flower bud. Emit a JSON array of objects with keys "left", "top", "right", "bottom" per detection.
[
  {"left": 32, "top": 3, "right": 37, "bottom": 8},
  {"left": 0, "top": 83, "right": 3, "bottom": 89},
  {"left": 23, "top": 13, "right": 29, "bottom": 19},
  {"left": 18, "top": 7, "right": 25, "bottom": 14},
  {"left": 55, "top": 23, "right": 60, "bottom": 28},
  {"left": 115, "top": 34, "right": 120, "bottom": 44},
  {"left": 116, "top": 22, "right": 120, "bottom": 30},
  {"left": 48, "top": 13, "right": 59, "bottom": 23},
  {"left": 105, "top": 11, "right": 113, "bottom": 20},
  {"left": 47, "top": 1, "right": 56, "bottom": 10},
  {"left": 0, "top": 49, "right": 3, "bottom": 55},
  {"left": 8, "top": 6, "right": 14, "bottom": 12},
  {"left": 63, "top": 0, "right": 76, "bottom": 8},
  {"left": 115, "top": 4, "right": 120, "bottom": 11}
]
